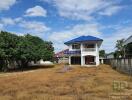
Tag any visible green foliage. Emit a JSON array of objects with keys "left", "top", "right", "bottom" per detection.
[
  {"left": 99, "top": 50, "right": 105, "bottom": 57},
  {"left": 0, "top": 31, "right": 54, "bottom": 71},
  {"left": 115, "top": 39, "right": 125, "bottom": 58},
  {"left": 0, "top": 31, "right": 19, "bottom": 59},
  {"left": 114, "top": 51, "right": 121, "bottom": 58},
  {"left": 115, "top": 39, "right": 125, "bottom": 51}
]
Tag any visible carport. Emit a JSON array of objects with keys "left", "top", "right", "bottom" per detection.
[{"left": 71, "top": 56, "right": 81, "bottom": 65}]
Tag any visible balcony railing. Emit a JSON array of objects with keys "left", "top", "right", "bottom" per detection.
[
  {"left": 83, "top": 48, "right": 96, "bottom": 51},
  {"left": 64, "top": 50, "right": 81, "bottom": 56}
]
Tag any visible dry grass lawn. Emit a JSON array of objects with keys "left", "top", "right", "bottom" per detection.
[{"left": 0, "top": 64, "right": 132, "bottom": 100}]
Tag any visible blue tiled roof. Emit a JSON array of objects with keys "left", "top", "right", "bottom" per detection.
[{"left": 64, "top": 35, "right": 103, "bottom": 45}]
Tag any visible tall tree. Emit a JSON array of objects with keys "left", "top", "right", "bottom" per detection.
[
  {"left": 99, "top": 50, "right": 105, "bottom": 57},
  {"left": 0, "top": 31, "right": 54, "bottom": 72},
  {"left": 115, "top": 39, "right": 125, "bottom": 58},
  {"left": 0, "top": 31, "right": 20, "bottom": 71}
]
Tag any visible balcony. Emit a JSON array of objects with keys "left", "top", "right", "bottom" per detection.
[
  {"left": 83, "top": 48, "right": 96, "bottom": 52},
  {"left": 64, "top": 50, "right": 81, "bottom": 56}
]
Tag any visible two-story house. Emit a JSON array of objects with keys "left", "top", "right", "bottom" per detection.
[{"left": 64, "top": 36, "right": 103, "bottom": 66}]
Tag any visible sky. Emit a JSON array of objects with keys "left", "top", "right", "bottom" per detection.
[{"left": 0, "top": 0, "right": 132, "bottom": 53}]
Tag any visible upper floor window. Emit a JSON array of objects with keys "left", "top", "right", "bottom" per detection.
[
  {"left": 72, "top": 44, "right": 80, "bottom": 49},
  {"left": 84, "top": 44, "right": 95, "bottom": 48}
]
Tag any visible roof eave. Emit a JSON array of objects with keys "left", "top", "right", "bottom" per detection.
[{"left": 64, "top": 40, "right": 103, "bottom": 45}]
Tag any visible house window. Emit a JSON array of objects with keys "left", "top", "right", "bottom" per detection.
[
  {"left": 84, "top": 44, "right": 94, "bottom": 48},
  {"left": 72, "top": 44, "right": 80, "bottom": 49}
]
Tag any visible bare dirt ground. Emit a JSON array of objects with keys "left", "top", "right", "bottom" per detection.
[{"left": 0, "top": 64, "right": 132, "bottom": 100}]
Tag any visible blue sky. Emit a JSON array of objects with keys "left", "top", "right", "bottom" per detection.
[{"left": 0, "top": 0, "right": 132, "bottom": 53}]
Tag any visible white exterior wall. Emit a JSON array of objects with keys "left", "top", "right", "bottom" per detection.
[
  {"left": 124, "top": 35, "right": 132, "bottom": 45},
  {"left": 69, "top": 45, "right": 72, "bottom": 51},
  {"left": 80, "top": 43, "right": 83, "bottom": 66},
  {"left": 95, "top": 43, "right": 100, "bottom": 66},
  {"left": 68, "top": 42, "right": 100, "bottom": 66},
  {"left": 81, "top": 43, "right": 99, "bottom": 66}
]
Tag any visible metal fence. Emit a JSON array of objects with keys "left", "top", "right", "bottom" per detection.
[{"left": 104, "top": 58, "right": 132, "bottom": 75}]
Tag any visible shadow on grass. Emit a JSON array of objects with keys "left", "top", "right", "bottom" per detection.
[{"left": 0, "top": 65, "right": 55, "bottom": 73}]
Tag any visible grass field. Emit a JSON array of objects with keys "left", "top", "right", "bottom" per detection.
[{"left": 0, "top": 64, "right": 132, "bottom": 100}]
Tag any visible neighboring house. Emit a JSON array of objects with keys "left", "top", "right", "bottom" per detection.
[
  {"left": 106, "top": 52, "right": 114, "bottom": 59},
  {"left": 64, "top": 36, "right": 103, "bottom": 66},
  {"left": 124, "top": 35, "right": 132, "bottom": 46},
  {"left": 54, "top": 49, "right": 69, "bottom": 64},
  {"left": 123, "top": 35, "right": 132, "bottom": 58}
]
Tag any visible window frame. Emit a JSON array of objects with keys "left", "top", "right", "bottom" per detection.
[{"left": 72, "top": 44, "right": 80, "bottom": 50}]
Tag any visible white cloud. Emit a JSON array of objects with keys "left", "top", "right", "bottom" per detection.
[
  {"left": 40, "top": 0, "right": 51, "bottom": 3},
  {"left": 99, "top": 5, "right": 123, "bottom": 16},
  {"left": 45, "top": 0, "right": 123, "bottom": 20},
  {"left": 14, "top": 17, "right": 23, "bottom": 22},
  {"left": 25, "top": 6, "right": 47, "bottom": 17},
  {"left": 54, "top": 42, "right": 68, "bottom": 51},
  {"left": 1, "top": 18, "right": 15, "bottom": 25},
  {"left": 0, "top": 23, "right": 4, "bottom": 30},
  {"left": 101, "top": 25, "right": 132, "bottom": 53},
  {"left": 0, "top": 17, "right": 50, "bottom": 35},
  {"left": 49, "top": 21, "right": 132, "bottom": 53},
  {"left": 49, "top": 23, "right": 101, "bottom": 42},
  {"left": 0, "top": 17, "right": 23, "bottom": 27},
  {"left": 0, "top": 0, "right": 16, "bottom": 11},
  {"left": 49, "top": 23, "right": 102, "bottom": 52},
  {"left": 19, "top": 21, "right": 50, "bottom": 33}
]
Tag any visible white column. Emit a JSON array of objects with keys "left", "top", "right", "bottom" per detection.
[
  {"left": 69, "top": 45, "right": 72, "bottom": 51},
  {"left": 80, "top": 43, "right": 83, "bottom": 66},
  {"left": 69, "top": 56, "right": 71, "bottom": 65},
  {"left": 96, "top": 43, "right": 99, "bottom": 66},
  {"left": 81, "top": 56, "right": 83, "bottom": 66},
  {"left": 101, "top": 59, "right": 104, "bottom": 64}
]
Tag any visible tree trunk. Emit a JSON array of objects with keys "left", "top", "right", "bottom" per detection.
[{"left": 2, "top": 59, "right": 9, "bottom": 72}]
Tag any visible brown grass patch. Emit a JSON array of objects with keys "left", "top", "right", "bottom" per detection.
[{"left": 0, "top": 64, "right": 132, "bottom": 100}]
